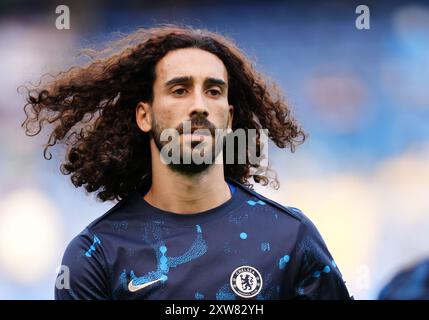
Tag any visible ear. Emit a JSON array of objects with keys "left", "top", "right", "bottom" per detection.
[
  {"left": 227, "top": 104, "right": 234, "bottom": 129},
  {"left": 136, "top": 102, "right": 152, "bottom": 133}
]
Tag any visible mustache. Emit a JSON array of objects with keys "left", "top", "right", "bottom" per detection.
[{"left": 176, "top": 117, "right": 216, "bottom": 136}]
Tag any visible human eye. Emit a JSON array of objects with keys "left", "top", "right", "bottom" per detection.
[
  {"left": 207, "top": 88, "right": 222, "bottom": 97},
  {"left": 172, "top": 87, "right": 187, "bottom": 96}
]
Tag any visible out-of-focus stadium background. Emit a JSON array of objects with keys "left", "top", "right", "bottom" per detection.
[{"left": 0, "top": 0, "right": 428, "bottom": 299}]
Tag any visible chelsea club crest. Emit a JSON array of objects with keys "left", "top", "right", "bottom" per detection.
[{"left": 230, "top": 265, "right": 263, "bottom": 298}]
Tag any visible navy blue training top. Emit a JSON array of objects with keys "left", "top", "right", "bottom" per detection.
[{"left": 55, "top": 179, "right": 351, "bottom": 300}]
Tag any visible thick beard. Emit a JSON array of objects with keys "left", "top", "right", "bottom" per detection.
[{"left": 151, "top": 118, "right": 222, "bottom": 176}]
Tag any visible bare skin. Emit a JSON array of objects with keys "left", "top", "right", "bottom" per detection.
[{"left": 136, "top": 48, "right": 234, "bottom": 214}]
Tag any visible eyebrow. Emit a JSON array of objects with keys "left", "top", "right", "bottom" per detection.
[
  {"left": 164, "top": 76, "right": 192, "bottom": 87},
  {"left": 164, "top": 76, "right": 227, "bottom": 88}
]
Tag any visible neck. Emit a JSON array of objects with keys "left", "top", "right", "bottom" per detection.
[{"left": 144, "top": 143, "right": 232, "bottom": 214}]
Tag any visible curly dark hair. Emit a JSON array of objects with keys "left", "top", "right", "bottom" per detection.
[{"left": 21, "top": 25, "right": 306, "bottom": 202}]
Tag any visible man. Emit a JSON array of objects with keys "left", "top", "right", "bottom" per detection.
[
  {"left": 23, "top": 26, "right": 351, "bottom": 300},
  {"left": 379, "top": 258, "right": 429, "bottom": 300}
]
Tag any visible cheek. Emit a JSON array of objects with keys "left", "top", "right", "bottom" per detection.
[
  {"left": 210, "top": 105, "right": 232, "bottom": 128},
  {"left": 152, "top": 99, "right": 185, "bottom": 129},
  {"left": 217, "top": 101, "right": 232, "bottom": 118}
]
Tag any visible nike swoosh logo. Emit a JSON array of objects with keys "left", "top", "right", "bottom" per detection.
[{"left": 128, "top": 278, "right": 162, "bottom": 292}]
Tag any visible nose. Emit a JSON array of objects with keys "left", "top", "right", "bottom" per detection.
[{"left": 188, "top": 90, "right": 209, "bottom": 118}]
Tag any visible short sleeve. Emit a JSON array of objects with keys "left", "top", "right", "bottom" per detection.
[
  {"left": 292, "top": 216, "right": 352, "bottom": 300},
  {"left": 54, "top": 228, "right": 110, "bottom": 300}
]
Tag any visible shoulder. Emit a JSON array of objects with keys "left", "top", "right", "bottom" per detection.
[
  {"left": 227, "top": 178, "right": 328, "bottom": 248},
  {"left": 86, "top": 194, "right": 136, "bottom": 231},
  {"left": 56, "top": 197, "right": 134, "bottom": 300},
  {"left": 60, "top": 193, "right": 139, "bottom": 269},
  {"left": 56, "top": 226, "right": 110, "bottom": 299},
  {"left": 61, "top": 226, "right": 105, "bottom": 266},
  {"left": 228, "top": 178, "right": 305, "bottom": 222}
]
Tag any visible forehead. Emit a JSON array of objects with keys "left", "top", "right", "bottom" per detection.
[{"left": 155, "top": 48, "right": 228, "bottom": 83}]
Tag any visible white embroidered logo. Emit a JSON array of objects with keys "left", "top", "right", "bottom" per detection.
[{"left": 230, "top": 265, "right": 263, "bottom": 298}]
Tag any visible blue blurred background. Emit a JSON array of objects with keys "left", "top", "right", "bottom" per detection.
[{"left": 1, "top": 0, "right": 428, "bottom": 299}]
